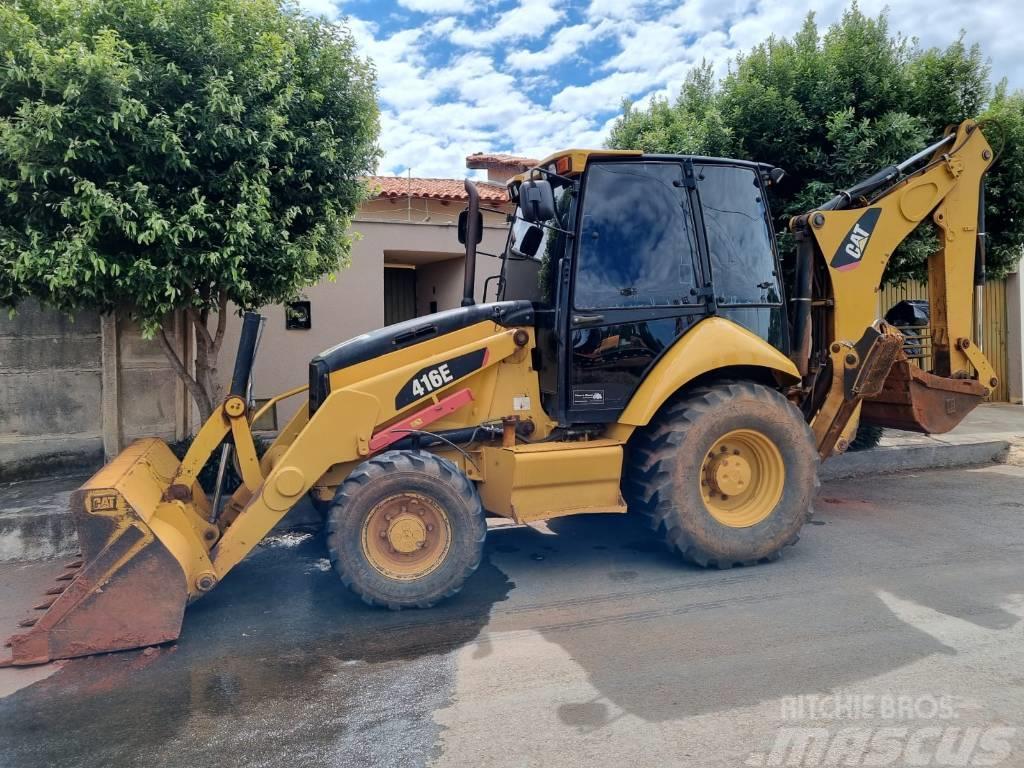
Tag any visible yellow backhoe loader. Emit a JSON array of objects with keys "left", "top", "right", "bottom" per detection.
[{"left": 1, "top": 119, "right": 999, "bottom": 666}]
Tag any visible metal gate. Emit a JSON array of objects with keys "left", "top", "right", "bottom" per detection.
[
  {"left": 877, "top": 278, "right": 1009, "bottom": 402},
  {"left": 384, "top": 266, "right": 417, "bottom": 326}
]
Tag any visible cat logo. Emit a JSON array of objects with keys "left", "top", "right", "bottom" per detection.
[
  {"left": 90, "top": 493, "right": 119, "bottom": 513},
  {"left": 830, "top": 207, "right": 882, "bottom": 272}
]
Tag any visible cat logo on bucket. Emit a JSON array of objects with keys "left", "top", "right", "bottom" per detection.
[{"left": 830, "top": 208, "right": 882, "bottom": 272}]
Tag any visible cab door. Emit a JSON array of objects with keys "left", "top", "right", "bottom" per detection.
[{"left": 565, "top": 160, "right": 708, "bottom": 423}]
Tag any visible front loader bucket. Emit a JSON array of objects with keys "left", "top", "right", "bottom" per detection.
[{"left": 1, "top": 439, "right": 213, "bottom": 667}]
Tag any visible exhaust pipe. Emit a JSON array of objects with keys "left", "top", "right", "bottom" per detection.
[{"left": 462, "top": 179, "right": 480, "bottom": 307}]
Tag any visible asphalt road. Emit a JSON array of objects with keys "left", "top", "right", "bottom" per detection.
[{"left": 1, "top": 463, "right": 1022, "bottom": 768}]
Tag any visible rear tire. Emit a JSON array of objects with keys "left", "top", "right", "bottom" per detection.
[
  {"left": 326, "top": 450, "right": 486, "bottom": 609},
  {"left": 625, "top": 381, "right": 818, "bottom": 568}
]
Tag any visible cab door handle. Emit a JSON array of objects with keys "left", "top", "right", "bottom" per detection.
[{"left": 573, "top": 313, "right": 605, "bottom": 327}]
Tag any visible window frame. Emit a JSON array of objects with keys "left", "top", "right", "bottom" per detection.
[
  {"left": 692, "top": 161, "right": 784, "bottom": 308},
  {"left": 570, "top": 159, "right": 706, "bottom": 313}
]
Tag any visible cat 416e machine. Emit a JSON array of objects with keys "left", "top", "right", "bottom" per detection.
[{"left": 2, "top": 120, "right": 1000, "bottom": 666}]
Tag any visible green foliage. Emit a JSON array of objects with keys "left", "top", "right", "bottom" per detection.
[
  {"left": 0, "top": 0, "right": 380, "bottom": 332},
  {"left": 607, "top": 4, "right": 1024, "bottom": 283}
]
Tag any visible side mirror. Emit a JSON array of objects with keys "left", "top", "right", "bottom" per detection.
[
  {"left": 512, "top": 224, "right": 544, "bottom": 258},
  {"left": 519, "top": 179, "right": 556, "bottom": 223},
  {"left": 458, "top": 209, "right": 483, "bottom": 245}
]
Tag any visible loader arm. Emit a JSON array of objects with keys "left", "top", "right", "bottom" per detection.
[{"left": 792, "top": 119, "right": 997, "bottom": 457}]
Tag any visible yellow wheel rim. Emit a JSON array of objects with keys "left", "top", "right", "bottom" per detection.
[
  {"left": 700, "top": 429, "right": 785, "bottom": 528},
  {"left": 361, "top": 492, "right": 452, "bottom": 580}
]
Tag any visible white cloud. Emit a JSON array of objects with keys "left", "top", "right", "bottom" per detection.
[
  {"left": 448, "top": 0, "right": 564, "bottom": 49},
  {"left": 604, "top": 20, "right": 688, "bottom": 74},
  {"left": 510, "top": 21, "right": 614, "bottom": 72},
  {"left": 396, "top": 0, "right": 471, "bottom": 13},
  {"left": 552, "top": 70, "right": 656, "bottom": 116},
  {"left": 296, "top": 0, "right": 343, "bottom": 19},
  {"left": 585, "top": 0, "right": 649, "bottom": 20}
]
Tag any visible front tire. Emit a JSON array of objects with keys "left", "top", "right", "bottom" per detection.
[
  {"left": 326, "top": 450, "right": 486, "bottom": 609},
  {"left": 626, "top": 381, "right": 818, "bottom": 568}
]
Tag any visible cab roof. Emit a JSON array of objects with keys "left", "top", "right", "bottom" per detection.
[{"left": 508, "top": 149, "right": 779, "bottom": 190}]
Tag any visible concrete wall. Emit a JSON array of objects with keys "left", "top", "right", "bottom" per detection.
[
  {"left": 0, "top": 302, "right": 104, "bottom": 480},
  {"left": 114, "top": 315, "right": 188, "bottom": 447},
  {"left": 0, "top": 303, "right": 188, "bottom": 481}
]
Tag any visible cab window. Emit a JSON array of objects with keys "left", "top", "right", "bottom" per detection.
[
  {"left": 574, "top": 162, "right": 699, "bottom": 310},
  {"left": 696, "top": 164, "right": 781, "bottom": 305}
]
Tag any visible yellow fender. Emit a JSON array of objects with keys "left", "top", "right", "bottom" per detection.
[{"left": 617, "top": 317, "right": 801, "bottom": 427}]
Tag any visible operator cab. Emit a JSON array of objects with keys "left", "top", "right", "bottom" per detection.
[{"left": 469, "top": 152, "right": 789, "bottom": 425}]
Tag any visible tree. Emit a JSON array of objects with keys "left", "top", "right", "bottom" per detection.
[
  {"left": 607, "top": 4, "right": 1024, "bottom": 283},
  {"left": 0, "top": 0, "right": 380, "bottom": 420}
]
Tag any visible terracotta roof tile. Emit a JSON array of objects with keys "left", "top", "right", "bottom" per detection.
[
  {"left": 465, "top": 153, "right": 538, "bottom": 171},
  {"left": 367, "top": 176, "right": 509, "bottom": 203}
]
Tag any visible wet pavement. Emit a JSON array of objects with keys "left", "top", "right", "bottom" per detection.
[{"left": 1, "top": 464, "right": 1023, "bottom": 767}]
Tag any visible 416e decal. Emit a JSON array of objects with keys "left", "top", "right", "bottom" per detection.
[{"left": 395, "top": 349, "right": 487, "bottom": 409}]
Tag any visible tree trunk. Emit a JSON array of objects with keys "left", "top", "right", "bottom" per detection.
[{"left": 156, "top": 291, "right": 230, "bottom": 427}]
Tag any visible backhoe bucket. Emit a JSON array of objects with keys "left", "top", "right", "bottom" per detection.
[
  {"left": 861, "top": 357, "right": 989, "bottom": 434},
  {"left": 1, "top": 439, "right": 214, "bottom": 667}
]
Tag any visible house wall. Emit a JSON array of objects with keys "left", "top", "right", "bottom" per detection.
[
  {"left": 415, "top": 257, "right": 468, "bottom": 316},
  {"left": 217, "top": 209, "right": 507, "bottom": 426}
]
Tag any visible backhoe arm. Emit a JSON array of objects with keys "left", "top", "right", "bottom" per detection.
[{"left": 792, "top": 119, "right": 997, "bottom": 457}]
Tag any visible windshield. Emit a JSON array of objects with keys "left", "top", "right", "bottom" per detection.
[{"left": 500, "top": 181, "right": 574, "bottom": 307}]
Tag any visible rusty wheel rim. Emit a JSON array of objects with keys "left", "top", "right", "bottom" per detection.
[{"left": 360, "top": 493, "right": 452, "bottom": 580}]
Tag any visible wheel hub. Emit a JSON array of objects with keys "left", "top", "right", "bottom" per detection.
[
  {"left": 705, "top": 451, "right": 752, "bottom": 497},
  {"left": 361, "top": 493, "right": 451, "bottom": 580},
  {"left": 387, "top": 516, "right": 426, "bottom": 553}
]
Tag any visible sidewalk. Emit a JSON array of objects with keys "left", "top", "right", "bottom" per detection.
[
  {"left": 821, "top": 402, "right": 1023, "bottom": 480},
  {"left": 1, "top": 404, "right": 1021, "bottom": 562}
]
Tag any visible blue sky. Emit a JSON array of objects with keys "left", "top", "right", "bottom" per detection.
[{"left": 298, "top": 0, "right": 1023, "bottom": 179}]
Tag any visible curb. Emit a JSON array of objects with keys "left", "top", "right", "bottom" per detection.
[{"left": 820, "top": 439, "right": 1011, "bottom": 481}]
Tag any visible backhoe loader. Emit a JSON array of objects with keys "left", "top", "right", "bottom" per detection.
[{"left": 2, "top": 119, "right": 1000, "bottom": 666}]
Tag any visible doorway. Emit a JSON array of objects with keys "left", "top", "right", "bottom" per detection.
[{"left": 384, "top": 266, "right": 417, "bottom": 325}]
